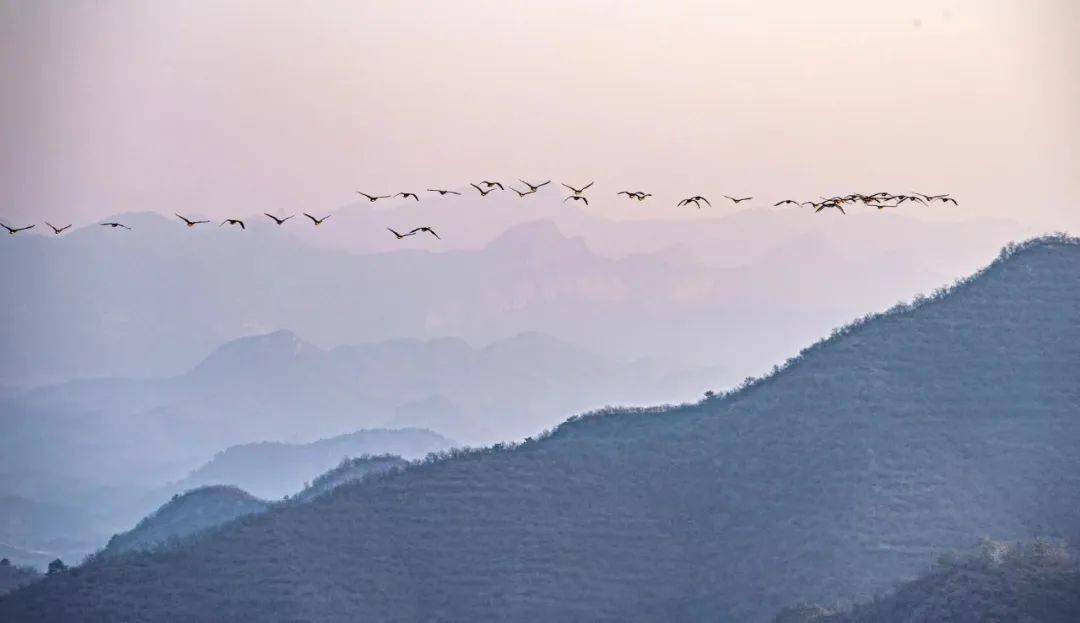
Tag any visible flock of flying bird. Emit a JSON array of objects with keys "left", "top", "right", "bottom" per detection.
[{"left": 1, "top": 183, "right": 956, "bottom": 238}]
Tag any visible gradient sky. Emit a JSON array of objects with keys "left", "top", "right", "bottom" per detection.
[{"left": 1, "top": 0, "right": 1077, "bottom": 229}]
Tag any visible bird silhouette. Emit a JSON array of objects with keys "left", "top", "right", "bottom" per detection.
[
  {"left": 221, "top": 219, "right": 245, "bottom": 230},
  {"left": 176, "top": 214, "right": 210, "bottom": 228},
  {"left": 510, "top": 187, "right": 536, "bottom": 197},
  {"left": 814, "top": 202, "right": 846, "bottom": 215},
  {"left": 481, "top": 181, "right": 504, "bottom": 190},
  {"left": 562, "top": 181, "right": 594, "bottom": 196},
  {"left": 564, "top": 195, "right": 589, "bottom": 205},
  {"left": 773, "top": 200, "right": 799, "bottom": 206},
  {"left": 678, "top": 196, "right": 711, "bottom": 208},
  {"left": 519, "top": 179, "right": 551, "bottom": 192},
  {"left": 396, "top": 192, "right": 420, "bottom": 202},
  {"left": 937, "top": 196, "right": 958, "bottom": 205},
  {"left": 2, "top": 223, "right": 34, "bottom": 235},
  {"left": 632, "top": 192, "right": 652, "bottom": 201},
  {"left": 264, "top": 213, "right": 294, "bottom": 225},
  {"left": 617, "top": 191, "right": 640, "bottom": 198},
  {"left": 470, "top": 183, "right": 499, "bottom": 197},
  {"left": 45, "top": 222, "right": 72, "bottom": 235},
  {"left": 427, "top": 189, "right": 461, "bottom": 196},
  {"left": 357, "top": 192, "right": 391, "bottom": 202},
  {"left": 100, "top": 222, "right": 131, "bottom": 230},
  {"left": 304, "top": 213, "right": 330, "bottom": 226},
  {"left": 387, "top": 227, "right": 416, "bottom": 239},
  {"left": 409, "top": 226, "right": 440, "bottom": 239},
  {"left": 724, "top": 196, "right": 752, "bottom": 204}
]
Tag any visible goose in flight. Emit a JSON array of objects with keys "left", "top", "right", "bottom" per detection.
[
  {"left": 632, "top": 192, "right": 652, "bottom": 201},
  {"left": 519, "top": 179, "right": 551, "bottom": 192},
  {"left": 678, "top": 196, "right": 711, "bottom": 208},
  {"left": 562, "top": 181, "right": 593, "bottom": 196},
  {"left": 357, "top": 192, "right": 391, "bottom": 202},
  {"left": 470, "top": 183, "right": 499, "bottom": 197},
  {"left": 724, "top": 196, "right": 752, "bottom": 204},
  {"left": 936, "top": 196, "right": 958, "bottom": 205},
  {"left": 1, "top": 223, "right": 34, "bottom": 235},
  {"left": 773, "top": 199, "right": 799, "bottom": 206},
  {"left": 510, "top": 187, "right": 536, "bottom": 197},
  {"left": 396, "top": 192, "right": 420, "bottom": 202},
  {"left": 46, "top": 222, "right": 72, "bottom": 235},
  {"left": 101, "top": 222, "right": 131, "bottom": 230},
  {"left": 264, "top": 213, "right": 294, "bottom": 225},
  {"left": 176, "top": 214, "right": 210, "bottom": 228},
  {"left": 304, "top": 213, "right": 330, "bottom": 226},
  {"left": 221, "top": 219, "right": 245, "bottom": 230},
  {"left": 617, "top": 191, "right": 646, "bottom": 199},
  {"left": 564, "top": 195, "right": 589, "bottom": 205},
  {"left": 814, "top": 202, "right": 846, "bottom": 215},
  {"left": 387, "top": 227, "right": 416, "bottom": 239},
  {"left": 427, "top": 189, "right": 461, "bottom": 196},
  {"left": 481, "top": 181, "right": 504, "bottom": 190},
  {"left": 409, "top": 226, "right": 440, "bottom": 239}
]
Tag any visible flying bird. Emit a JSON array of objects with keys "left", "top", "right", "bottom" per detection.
[
  {"left": 304, "top": 213, "right": 330, "bottom": 226},
  {"left": 45, "top": 222, "right": 72, "bottom": 235},
  {"left": 773, "top": 200, "right": 800, "bottom": 206},
  {"left": 937, "top": 196, "right": 958, "bottom": 205},
  {"left": 264, "top": 213, "right": 294, "bottom": 225},
  {"left": 564, "top": 195, "right": 589, "bottom": 205},
  {"left": 396, "top": 192, "right": 420, "bottom": 201},
  {"left": 562, "top": 181, "right": 594, "bottom": 196},
  {"left": 679, "top": 196, "right": 711, "bottom": 208},
  {"left": 357, "top": 192, "right": 391, "bottom": 202},
  {"left": 481, "top": 181, "right": 504, "bottom": 190},
  {"left": 1, "top": 223, "right": 34, "bottom": 235},
  {"left": 427, "top": 189, "right": 461, "bottom": 196},
  {"left": 387, "top": 227, "right": 416, "bottom": 239},
  {"left": 617, "top": 191, "right": 643, "bottom": 199},
  {"left": 510, "top": 187, "right": 536, "bottom": 197},
  {"left": 519, "top": 179, "right": 551, "bottom": 192},
  {"left": 470, "top": 183, "right": 499, "bottom": 197},
  {"left": 724, "top": 196, "right": 753, "bottom": 204},
  {"left": 814, "top": 202, "right": 846, "bottom": 215},
  {"left": 100, "top": 222, "right": 131, "bottom": 230},
  {"left": 220, "top": 219, "right": 245, "bottom": 230},
  {"left": 176, "top": 214, "right": 210, "bottom": 228},
  {"left": 409, "top": 226, "right": 440, "bottom": 239}
]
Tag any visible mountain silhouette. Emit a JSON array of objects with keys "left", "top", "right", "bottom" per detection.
[{"left": 2, "top": 236, "right": 1078, "bottom": 621}]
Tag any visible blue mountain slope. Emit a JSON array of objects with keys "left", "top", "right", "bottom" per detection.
[{"left": 2, "top": 236, "right": 1077, "bottom": 622}]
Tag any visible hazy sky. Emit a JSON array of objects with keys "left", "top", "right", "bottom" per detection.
[{"left": 1, "top": 0, "right": 1077, "bottom": 229}]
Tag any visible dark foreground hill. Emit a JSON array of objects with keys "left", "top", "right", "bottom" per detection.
[
  {"left": 3, "top": 236, "right": 1078, "bottom": 621},
  {"left": 0, "top": 560, "right": 39, "bottom": 597},
  {"left": 776, "top": 539, "right": 1080, "bottom": 623}
]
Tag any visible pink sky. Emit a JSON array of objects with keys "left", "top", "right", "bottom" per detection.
[{"left": 1, "top": 0, "right": 1077, "bottom": 229}]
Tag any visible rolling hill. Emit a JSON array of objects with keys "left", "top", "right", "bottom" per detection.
[
  {"left": 100, "top": 486, "right": 268, "bottom": 558},
  {"left": 2, "top": 235, "right": 1077, "bottom": 621},
  {"left": 777, "top": 539, "right": 1080, "bottom": 622},
  {"left": 175, "top": 430, "right": 441, "bottom": 500}
]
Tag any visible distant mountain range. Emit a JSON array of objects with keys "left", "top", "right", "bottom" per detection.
[
  {"left": 102, "top": 454, "right": 410, "bottom": 559},
  {"left": 0, "top": 428, "right": 452, "bottom": 570},
  {"left": 176, "top": 434, "right": 429, "bottom": 500},
  {"left": 4, "top": 236, "right": 1075, "bottom": 621},
  {"left": 0, "top": 209, "right": 1028, "bottom": 388}
]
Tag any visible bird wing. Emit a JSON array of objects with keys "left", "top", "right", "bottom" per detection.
[
  {"left": 581, "top": 181, "right": 594, "bottom": 191},
  {"left": 304, "top": 213, "right": 317, "bottom": 223}
]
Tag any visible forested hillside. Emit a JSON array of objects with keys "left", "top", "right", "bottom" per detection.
[{"left": 3, "top": 236, "right": 1077, "bottom": 621}]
